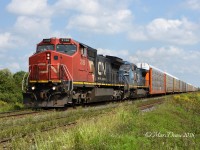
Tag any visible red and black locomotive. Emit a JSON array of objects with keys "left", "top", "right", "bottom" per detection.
[{"left": 23, "top": 38, "right": 126, "bottom": 107}]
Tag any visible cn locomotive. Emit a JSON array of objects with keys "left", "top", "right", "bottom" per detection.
[{"left": 23, "top": 37, "right": 198, "bottom": 107}]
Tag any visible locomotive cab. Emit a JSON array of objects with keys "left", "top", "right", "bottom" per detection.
[
  {"left": 24, "top": 38, "right": 81, "bottom": 107},
  {"left": 29, "top": 38, "right": 77, "bottom": 81}
]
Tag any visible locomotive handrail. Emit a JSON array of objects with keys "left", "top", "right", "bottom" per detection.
[
  {"left": 22, "top": 71, "right": 30, "bottom": 92},
  {"left": 59, "top": 65, "right": 70, "bottom": 81},
  {"left": 60, "top": 64, "right": 73, "bottom": 91}
]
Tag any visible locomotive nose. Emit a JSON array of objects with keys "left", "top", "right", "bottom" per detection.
[{"left": 29, "top": 50, "right": 61, "bottom": 82}]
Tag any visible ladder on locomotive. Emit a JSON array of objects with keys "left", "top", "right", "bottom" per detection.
[{"left": 59, "top": 64, "right": 73, "bottom": 92}]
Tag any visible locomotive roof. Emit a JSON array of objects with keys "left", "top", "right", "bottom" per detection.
[
  {"left": 79, "top": 42, "right": 97, "bottom": 52},
  {"left": 106, "top": 55, "right": 123, "bottom": 62}
]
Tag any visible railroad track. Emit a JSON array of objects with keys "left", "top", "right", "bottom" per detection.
[
  {"left": 0, "top": 97, "right": 165, "bottom": 147},
  {"left": 0, "top": 111, "right": 78, "bottom": 145},
  {"left": 0, "top": 111, "right": 75, "bottom": 130},
  {"left": 0, "top": 110, "right": 42, "bottom": 119},
  {"left": 91, "top": 96, "right": 165, "bottom": 111},
  {"left": 138, "top": 101, "right": 163, "bottom": 111},
  {"left": 0, "top": 121, "right": 77, "bottom": 145},
  {"left": 0, "top": 108, "right": 82, "bottom": 146},
  {"left": 0, "top": 94, "right": 167, "bottom": 119}
]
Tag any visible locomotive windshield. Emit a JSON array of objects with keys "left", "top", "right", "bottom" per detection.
[
  {"left": 37, "top": 45, "right": 54, "bottom": 53},
  {"left": 56, "top": 44, "right": 77, "bottom": 56}
]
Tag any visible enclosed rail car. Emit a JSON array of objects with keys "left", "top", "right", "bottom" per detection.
[{"left": 23, "top": 37, "right": 198, "bottom": 108}]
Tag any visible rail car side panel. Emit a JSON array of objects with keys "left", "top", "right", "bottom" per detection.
[
  {"left": 183, "top": 82, "right": 186, "bottom": 92},
  {"left": 180, "top": 80, "right": 187, "bottom": 93},
  {"left": 149, "top": 68, "right": 165, "bottom": 95},
  {"left": 173, "top": 78, "right": 180, "bottom": 93},
  {"left": 166, "top": 74, "right": 174, "bottom": 93}
]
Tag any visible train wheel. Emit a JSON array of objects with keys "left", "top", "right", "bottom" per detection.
[
  {"left": 77, "top": 96, "right": 81, "bottom": 104},
  {"left": 81, "top": 98, "right": 86, "bottom": 107},
  {"left": 72, "top": 99, "right": 77, "bottom": 109}
]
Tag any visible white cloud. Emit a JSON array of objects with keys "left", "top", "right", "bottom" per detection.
[
  {"left": 58, "top": 0, "right": 134, "bottom": 34},
  {"left": 129, "top": 46, "right": 183, "bottom": 65},
  {"left": 97, "top": 48, "right": 129, "bottom": 58},
  {"left": 7, "top": 0, "right": 53, "bottom": 17},
  {"left": 129, "top": 18, "right": 200, "bottom": 45},
  {"left": 14, "top": 16, "right": 51, "bottom": 38},
  {"left": 67, "top": 9, "right": 133, "bottom": 34},
  {"left": 14, "top": 16, "right": 68, "bottom": 40},
  {"left": 0, "top": 32, "right": 12, "bottom": 49},
  {"left": 0, "top": 55, "right": 23, "bottom": 72},
  {"left": 54, "top": 0, "right": 100, "bottom": 14},
  {"left": 147, "top": 18, "right": 199, "bottom": 44},
  {"left": 129, "top": 46, "right": 200, "bottom": 85},
  {"left": 184, "top": 0, "right": 200, "bottom": 10},
  {"left": 0, "top": 32, "right": 26, "bottom": 50},
  {"left": 6, "top": 0, "right": 133, "bottom": 35},
  {"left": 128, "top": 26, "right": 147, "bottom": 41}
]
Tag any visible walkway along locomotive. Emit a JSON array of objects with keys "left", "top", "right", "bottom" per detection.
[{"left": 22, "top": 37, "right": 198, "bottom": 107}]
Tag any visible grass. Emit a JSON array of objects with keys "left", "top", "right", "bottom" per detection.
[
  {"left": 0, "top": 105, "right": 114, "bottom": 145},
  {"left": 2, "top": 92, "right": 200, "bottom": 149},
  {"left": 0, "top": 100, "right": 24, "bottom": 112}
]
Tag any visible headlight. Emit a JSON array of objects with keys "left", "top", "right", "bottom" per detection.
[
  {"left": 46, "top": 53, "right": 50, "bottom": 60},
  {"left": 52, "top": 86, "right": 56, "bottom": 90},
  {"left": 31, "top": 86, "right": 35, "bottom": 90}
]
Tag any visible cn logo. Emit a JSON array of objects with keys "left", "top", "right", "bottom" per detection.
[
  {"left": 38, "top": 63, "right": 58, "bottom": 74},
  {"left": 98, "top": 62, "right": 106, "bottom": 75}
]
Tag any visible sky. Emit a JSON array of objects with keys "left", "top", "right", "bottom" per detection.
[{"left": 0, "top": 0, "right": 200, "bottom": 87}]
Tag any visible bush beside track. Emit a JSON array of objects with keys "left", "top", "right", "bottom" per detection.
[
  {"left": 0, "top": 69, "right": 26, "bottom": 112},
  {"left": 1, "top": 92, "right": 199, "bottom": 149}
]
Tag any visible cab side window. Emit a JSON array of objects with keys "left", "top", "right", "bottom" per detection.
[{"left": 81, "top": 47, "right": 87, "bottom": 57}]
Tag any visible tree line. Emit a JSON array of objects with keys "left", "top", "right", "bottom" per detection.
[{"left": 0, "top": 69, "right": 26, "bottom": 103}]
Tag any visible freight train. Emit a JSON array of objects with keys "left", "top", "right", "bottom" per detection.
[{"left": 23, "top": 37, "right": 198, "bottom": 107}]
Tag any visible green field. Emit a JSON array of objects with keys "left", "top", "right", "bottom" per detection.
[{"left": 1, "top": 92, "right": 200, "bottom": 149}]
